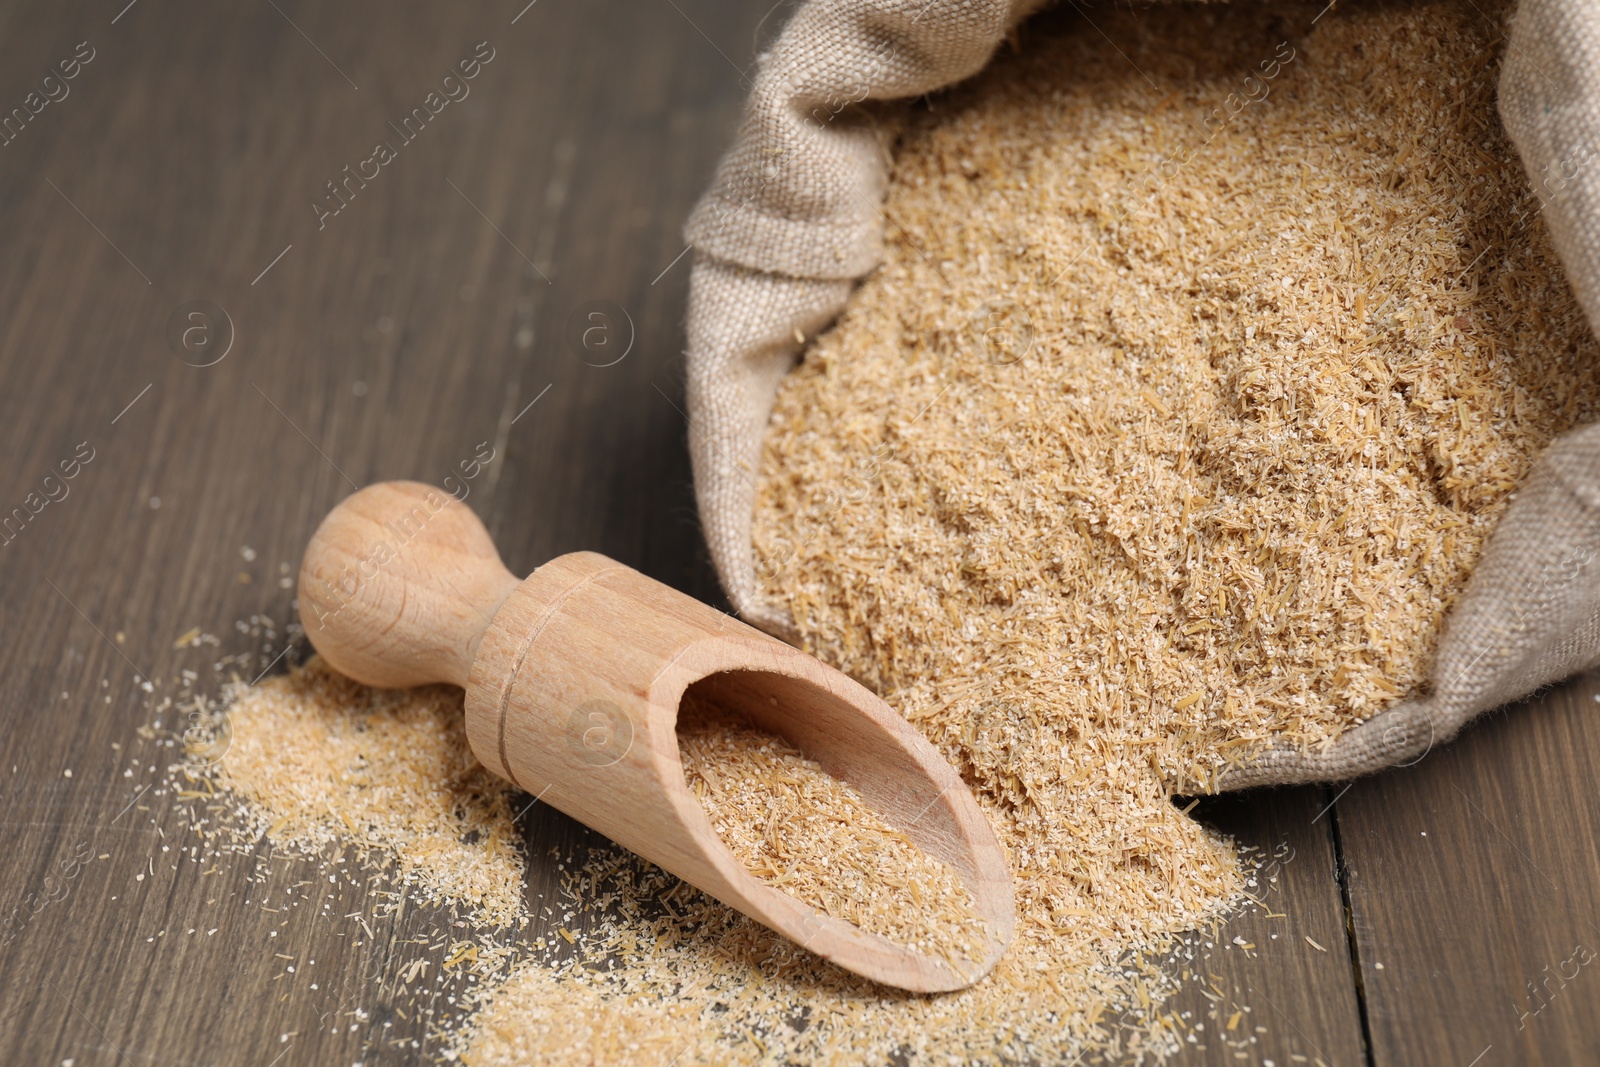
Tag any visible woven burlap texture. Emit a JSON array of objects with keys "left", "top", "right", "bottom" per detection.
[{"left": 683, "top": 0, "right": 1600, "bottom": 788}]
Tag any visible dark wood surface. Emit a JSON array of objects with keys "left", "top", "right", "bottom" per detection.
[
  {"left": 1156, "top": 788, "right": 1367, "bottom": 1066},
  {"left": 0, "top": 1, "right": 1596, "bottom": 1064},
  {"left": 1336, "top": 677, "right": 1600, "bottom": 1067}
]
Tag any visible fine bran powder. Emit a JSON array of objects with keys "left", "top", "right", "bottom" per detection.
[{"left": 203, "top": 0, "right": 1600, "bottom": 1063}]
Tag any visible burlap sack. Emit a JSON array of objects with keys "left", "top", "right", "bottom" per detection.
[{"left": 683, "top": 0, "right": 1600, "bottom": 788}]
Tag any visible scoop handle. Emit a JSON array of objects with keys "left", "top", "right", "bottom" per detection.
[{"left": 297, "top": 481, "right": 520, "bottom": 689}]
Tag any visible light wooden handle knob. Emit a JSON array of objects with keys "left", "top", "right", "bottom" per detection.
[
  {"left": 298, "top": 481, "right": 1015, "bottom": 992},
  {"left": 297, "top": 481, "right": 517, "bottom": 689}
]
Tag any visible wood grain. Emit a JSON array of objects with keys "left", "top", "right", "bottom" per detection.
[
  {"left": 1337, "top": 671, "right": 1600, "bottom": 1066},
  {"left": 1165, "top": 788, "right": 1368, "bottom": 1066}
]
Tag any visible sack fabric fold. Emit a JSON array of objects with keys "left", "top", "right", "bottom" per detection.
[{"left": 683, "top": 0, "right": 1600, "bottom": 788}]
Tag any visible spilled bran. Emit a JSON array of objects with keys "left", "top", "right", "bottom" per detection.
[{"left": 214, "top": 662, "right": 527, "bottom": 929}]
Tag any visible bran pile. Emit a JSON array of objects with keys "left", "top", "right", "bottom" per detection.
[{"left": 756, "top": 0, "right": 1600, "bottom": 791}]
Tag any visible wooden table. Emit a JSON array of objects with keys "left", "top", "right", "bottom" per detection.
[{"left": 1, "top": 1, "right": 1596, "bottom": 1063}]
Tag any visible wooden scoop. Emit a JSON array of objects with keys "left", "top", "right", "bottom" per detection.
[{"left": 297, "top": 481, "right": 1013, "bottom": 992}]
